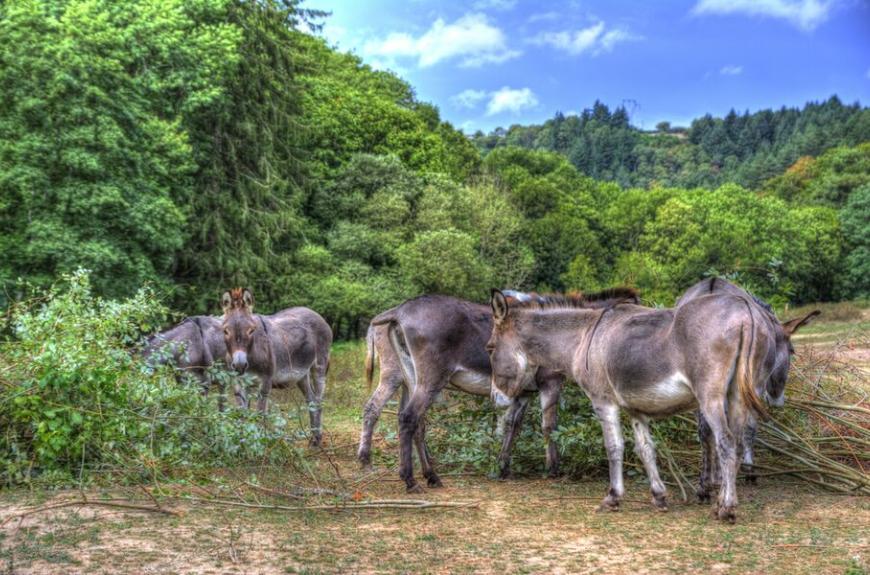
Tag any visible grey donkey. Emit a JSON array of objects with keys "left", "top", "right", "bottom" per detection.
[
  {"left": 357, "top": 320, "right": 564, "bottom": 483},
  {"left": 221, "top": 288, "right": 333, "bottom": 446},
  {"left": 488, "top": 289, "right": 773, "bottom": 522},
  {"left": 142, "top": 315, "right": 226, "bottom": 397},
  {"left": 677, "top": 277, "right": 819, "bottom": 499},
  {"left": 368, "top": 289, "right": 640, "bottom": 493}
]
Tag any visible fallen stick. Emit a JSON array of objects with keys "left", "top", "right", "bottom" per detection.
[
  {"left": 789, "top": 399, "right": 870, "bottom": 416},
  {"left": 1, "top": 498, "right": 179, "bottom": 528},
  {"left": 175, "top": 495, "right": 479, "bottom": 512}
]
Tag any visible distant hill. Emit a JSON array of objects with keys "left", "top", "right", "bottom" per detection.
[{"left": 471, "top": 96, "right": 869, "bottom": 189}]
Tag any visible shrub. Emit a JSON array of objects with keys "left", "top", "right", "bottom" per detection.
[{"left": 0, "top": 270, "right": 300, "bottom": 486}]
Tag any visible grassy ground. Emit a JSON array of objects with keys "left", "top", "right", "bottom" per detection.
[{"left": 1, "top": 307, "right": 867, "bottom": 574}]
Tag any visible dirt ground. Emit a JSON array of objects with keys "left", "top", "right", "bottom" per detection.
[
  {"left": 1, "top": 466, "right": 868, "bottom": 574},
  {"left": 1, "top": 308, "right": 868, "bottom": 575}
]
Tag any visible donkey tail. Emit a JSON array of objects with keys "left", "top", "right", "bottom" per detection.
[
  {"left": 364, "top": 323, "right": 377, "bottom": 390},
  {"left": 370, "top": 308, "right": 398, "bottom": 327},
  {"left": 736, "top": 300, "right": 769, "bottom": 421}
]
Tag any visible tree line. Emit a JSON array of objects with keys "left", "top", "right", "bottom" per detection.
[{"left": 1, "top": 0, "right": 867, "bottom": 339}]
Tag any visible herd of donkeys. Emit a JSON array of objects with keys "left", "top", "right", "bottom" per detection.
[{"left": 144, "top": 279, "right": 820, "bottom": 522}]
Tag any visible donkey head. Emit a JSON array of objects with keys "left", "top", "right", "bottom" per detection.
[
  {"left": 221, "top": 288, "right": 256, "bottom": 374},
  {"left": 487, "top": 289, "right": 535, "bottom": 402},
  {"left": 766, "top": 309, "right": 820, "bottom": 406}
]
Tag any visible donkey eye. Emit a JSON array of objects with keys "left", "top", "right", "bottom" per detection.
[
  {"left": 247, "top": 327, "right": 255, "bottom": 336},
  {"left": 223, "top": 328, "right": 230, "bottom": 336}
]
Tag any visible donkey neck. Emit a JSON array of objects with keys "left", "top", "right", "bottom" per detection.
[{"left": 515, "top": 308, "right": 599, "bottom": 374}]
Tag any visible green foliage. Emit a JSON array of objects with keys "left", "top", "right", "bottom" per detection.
[
  {"left": 0, "top": 270, "right": 298, "bottom": 486},
  {"left": 0, "top": 0, "right": 865, "bottom": 329},
  {"left": 840, "top": 184, "right": 870, "bottom": 298},
  {"left": 474, "top": 97, "right": 868, "bottom": 190},
  {"left": 0, "top": 0, "right": 239, "bottom": 303},
  {"left": 397, "top": 229, "right": 489, "bottom": 298},
  {"left": 764, "top": 143, "right": 870, "bottom": 206}
]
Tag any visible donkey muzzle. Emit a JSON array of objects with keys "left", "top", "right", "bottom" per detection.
[
  {"left": 491, "top": 386, "right": 513, "bottom": 409},
  {"left": 231, "top": 351, "right": 249, "bottom": 374},
  {"left": 767, "top": 391, "right": 785, "bottom": 408}
]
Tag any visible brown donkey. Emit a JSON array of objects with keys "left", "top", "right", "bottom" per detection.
[
  {"left": 221, "top": 289, "right": 332, "bottom": 446},
  {"left": 369, "top": 289, "right": 639, "bottom": 493},
  {"left": 677, "top": 277, "right": 819, "bottom": 497},
  {"left": 488, "top": 289, "right": 772, "bottom": 522}
]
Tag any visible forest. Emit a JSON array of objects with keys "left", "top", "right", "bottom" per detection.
[{"left": 1, "top": 0, "right": 868, "bottom": 340}]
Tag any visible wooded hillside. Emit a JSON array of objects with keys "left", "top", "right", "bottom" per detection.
[{"left": 1, "top": 0, "right": 867, "bottom": 338}]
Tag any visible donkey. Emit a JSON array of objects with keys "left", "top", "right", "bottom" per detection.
[
  {"left": 357, "top": 320, "right": 563, "bottom": 482},
  {"left": 488, "top": 289, "right": 773, "bottom": 521},
  {"left": 221, "top": 288, "right": 332, "bottom": 446},
  {"left": 677, "top": 277, "right": 819, "bottom": 497},
  {"left": 369, "top": 289, "right": 640, "bottom": 493},
  {"left": 142, "top": 316, "right": 225, "bottom": 395}
]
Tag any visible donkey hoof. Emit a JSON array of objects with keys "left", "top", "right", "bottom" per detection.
[
  {"left": 426, "top": 475, "right": 444, "bottom": 488},
  {"left": 744, "top": 474, "right": 758, "bottom": 485},
  {"left": 309, "top": 436, "right": 322, "bottom": 448},
  {"left": 652, "top": 495, "right": 669, "bottom": 512},
  {"left": 497, "top": 468, "right": 512, "bottom": 481},
  {"left": 546, "top": 467, "right": 561, "bottom": 479},
  {"left": 596, "top": 499, "right": 620, "bottom": 513},
  {"left": 717, "top": 506, "right": 737, "bottom": 523},
  {"left": 406, "top": 483, "right": 425, "bottom": 494},
  {"left": 696, "top": 490, "right": 711, "bottom": 504}
]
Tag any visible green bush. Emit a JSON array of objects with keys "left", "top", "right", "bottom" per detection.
[
  {"left": 0, "top": 270, "right": 300, "bottom": 486},
  {"left": 428, "top": 383, "right": 694, "bottom": 480}
]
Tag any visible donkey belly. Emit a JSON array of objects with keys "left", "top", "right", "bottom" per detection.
[
  {"left": 273, "top": 366, "right": 311, "bottom": 388},
  {"left": 617, "top": 372, "right": 696, "bottom": 415},
  {"left": 449, "top": 369, "right": 491, "bottom": 397}
]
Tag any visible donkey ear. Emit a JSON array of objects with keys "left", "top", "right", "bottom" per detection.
[
  {"left": 491, "top": 289, "right": 509, "bottom": 323},
  {"left": 782, "top": 310, "right": 820, "bottom": 336},
  {"left": 221, "top": 291, "right": 232, "bottom": 313},
  {"left": 242, "top": 288, "right": 254, "bottom": 310}
]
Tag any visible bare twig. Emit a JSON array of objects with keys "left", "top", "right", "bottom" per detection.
[
  {"left": 2, "top": 498, "right": 179, "bottom": 527},
  {"left": 175, "top": 495, "right": 479, "bottom": 512}
]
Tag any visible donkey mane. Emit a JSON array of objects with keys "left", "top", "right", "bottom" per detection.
[{"left": 506, "top": 287, "right": 639, "bottom": 311}]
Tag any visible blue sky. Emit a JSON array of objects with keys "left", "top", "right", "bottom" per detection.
[{"left": 304, "top": 0, "right": 870, "bottom": 133}]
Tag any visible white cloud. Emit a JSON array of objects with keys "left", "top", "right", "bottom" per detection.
[
  {"left": 720, "top": 65, "right": 743, "bottom": 75},
  {"left": 472, "top": 0, "right": 517, "bottom": 10},
  {"left": 451, "top": 89, "right": 488, "bottom": 109},
  {"left": 692, "top": 0, "right": 836, "bottom": 31},
  {"left": 363, "top": 13, "right": 520, "bottom": 69},
  {"left": 486, "top": 87, "right": 539, "bottom": 116},
  {"left": 531, "top": 22, "right": 640, "bottom": 56},
  {"left": 528, "top": 11, "right": 560, "bottom": 23}
]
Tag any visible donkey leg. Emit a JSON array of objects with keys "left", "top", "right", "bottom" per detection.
[
  {"left": 257, "top": 375, "right": 274, "bottom": 413},
  {"left": 358, "top": 371, "right": 402, "bottom": 469},
  {"left": 398, "top": 386, "right": 439, "bottom": 494},
  {"left": 697, "top": 411, "right": 715, "bottom": 503},
  {"left": 414, "top": 417, "right": 442, "bottom": 488},
  {"left": 630, "top": 415, "right": 668, "bottom": 511},
  {"left": 234, "top": 381, "right": 249, "bottom": 409},
  {"left": 699, "top": 401, "right": 739, "bottom": 522},
  {"left": 539, "top": 380, "right": 562, "bottom": 478},
  {"left": 312, "top": 358, "right": 329, "bottom": 448},
  {"left": 592, "top": 400, "right": 625, "bottom": 512},
  {"left": 296, "top": 375, "right": 320, "bottom": 446},
  {"left": 496, "top": 396, "right": 530, "bottom": 480},
  {"left": 741, "top": 415, "right": 758, "bottom": 484}
]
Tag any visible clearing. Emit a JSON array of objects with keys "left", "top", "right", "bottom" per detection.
[{"left": 1, "top": 304, "right": 867, "bottom": 574}]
